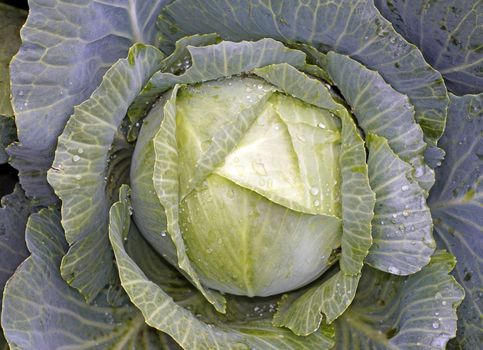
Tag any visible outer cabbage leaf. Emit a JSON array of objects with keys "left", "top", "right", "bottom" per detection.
[
  {"left": 0, "top": 185, "right": 34, "bottom": 346},
  {"left": 47, "top": 44, "right": 165, "bottom": 302},
  {"left": 127, "top": 37, "right": 307, "bottom": 123},
  {"left": 127, "top": 33, "right": 222, "bottom": 125},
  {"left": 109, "top": 185, "right": 335, "bottom": 350},
  {"left": 374, "top": 0, "right": 483, "bottom": 95},
  {"left": 334, "top": 251, "right": 465, "bottom": 349},
  {"left": 429, "top": 93, "right": 483, "bottom": 349},
  {"left": 365, "top": 134, "right": 435, "bottom": 275},
  {"left": 157, "top": 0, "right": 448, "bottom": 148},
  {"left": 1, "top": 207, "right": 168, "bottom": 350},
  {"left": 9, "top": 0, "right": 170, "bottom": 204},
  {"left": 326, "top": 51, "right": 435, "bottom": 192},
  {"left": 0, "top": 3, "right": 26, "bottom": 116}
]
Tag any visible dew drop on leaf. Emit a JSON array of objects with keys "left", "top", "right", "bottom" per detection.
[{"left": 310, "top": 187, "right": 320, "bottom": 196}]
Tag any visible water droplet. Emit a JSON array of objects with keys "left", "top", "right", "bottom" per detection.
[
  {"left": 317, "top": 122, "right": 326, "bottom": 129},
  {"left": 435, "top": 292, "right": 443, "bottom": 299},
  {"left": 401, "top": 185, "right": 409, "bottom": 192},
  {"left": 388, "top": 266, "right": 399, "bottom": 274},
  {"left": 273, "top": 123, "right": 281, "bottom": 131},
  {"left": 414, "top": 167, "right": 425, "bottom": 178},
  {"left": 392, "top": 213, "right": 398, "bottom": 218},
  {"left": 402, "top": 209, "right": 410, "bottom": 217},
  {"left": 432, "top": 320, "right": 440, "bottom": 329},
  {"left": 161, "top": 231, "right": 167, "bottom": 237},
  {"left": 77, "top": 148, "right": 84, "bottom": 154},
  {"left": 313, "top": 200, "right": 320, "bottom": 207},
  {"left": 72, "top": 155, "right": 80, "bottom": 162},
  {"left": 442, "top": 300, "right": 447, "bottom": 306},
  {"left": 310, "top": 187, "right": 320, "bottom": 196},
  {"left": 206, "top": 247, "right": 213, "bottom": 254}
]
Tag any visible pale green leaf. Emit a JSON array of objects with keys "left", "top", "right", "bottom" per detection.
[
  {"left": 253, "top": 63, "right": 339, "bottom": 110},
  {"left": 127, "top": 33, "right": 222, "bottom": 125},
  {"left": 272, "top": 112, "right": 374, "bottom": 335},
  {"left": 338, "top": 112, "right": 375, "bottom": 275},
  {"left": 109, "top": 185, "right": 335, "bottom": 349},
  {"left": 273, "top": 272, "right": 360, "bottom": 335},
  {"left": 152, "top": 85, "right": 227, "bottom": 313},
  {"left": 129, "top": 38, "right": 307, "bottom": 114}
]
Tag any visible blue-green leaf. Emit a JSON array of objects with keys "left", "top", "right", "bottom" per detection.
[
  {"left": 326, "top": 51, "right": 434, "bottom": 191},
  {"left": 366, "top": 134, "right": 435, "bottom": 275},
  {"left": 374, "top": 0, "right": 483, "bottom": 95},
  {"left": 9, "top": 0, "right": 169, "bottom": 204},
  {"left": 158, "top": 0, "right": 448, "bottom": 146},
  {"left": 47, "top": 44, "right": 165, "bottom": 302},
  {"left": 1, "top": 207, "right": 167, "bottom": 350},
  {"left": 335, "top": 251, "right": 465, "bottom": 349},
  {"left": 429, "top": 93, "right": 482, "bottom": 349},
  {"left": 0, "top": 185, "right": 33, "bottom": 320}
]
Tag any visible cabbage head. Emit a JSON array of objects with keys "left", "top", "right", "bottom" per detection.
[{"left": 0, "top": 1, "right": 481, "bottom": 349}]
